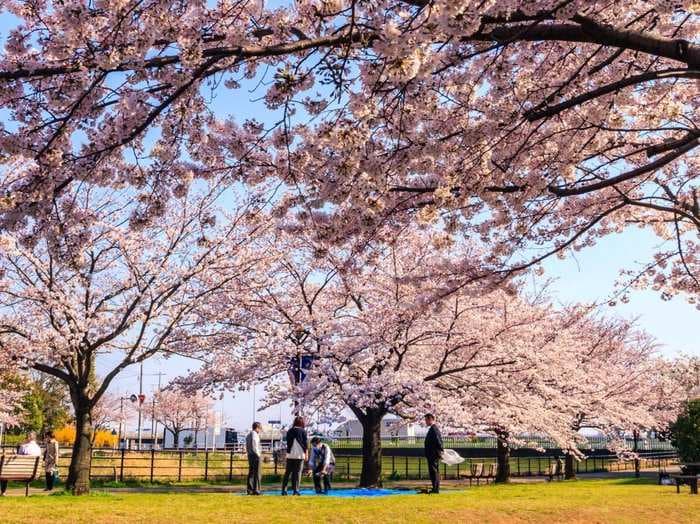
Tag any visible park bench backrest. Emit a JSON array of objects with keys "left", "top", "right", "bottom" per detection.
[
  {"left": 555, "top": 461, "right": 564, "bottom": 475},
  {"left": 471, "top": 463, "right": 484, "bottom": 477},
  {"left": 0, "top": 454, "right": 40, "bottom": 481},
  {"left": 486, "top": 463, "right": 498, "bottom": 477}
]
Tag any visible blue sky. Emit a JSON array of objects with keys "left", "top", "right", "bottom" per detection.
[{"left": 0, "top": 8, "right": 696, "bottom": 432}]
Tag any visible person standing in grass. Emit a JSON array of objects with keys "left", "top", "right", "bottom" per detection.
[
  {"left": 43, "top": 431, "right": 60, "bottom": 491},
  {"left": 424, "top": 414, "right": 444, "bottom": 494},
  {"left": 309, "top": 437, "right": 335, "bottom": 494},
  {"left": 246, "top": 422, "right": 263, "bottom": 495},
  {"left": 281, "top": 416, "right": 308, "bottom": 496}
]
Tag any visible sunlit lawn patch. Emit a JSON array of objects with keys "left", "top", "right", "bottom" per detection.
[{"left": 1, "top": 479, "right": 698, "bottom": 524}]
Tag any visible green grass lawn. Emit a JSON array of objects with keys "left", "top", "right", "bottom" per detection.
[{"left": 1, "top": 479, "right": 698, "bottom": 524}]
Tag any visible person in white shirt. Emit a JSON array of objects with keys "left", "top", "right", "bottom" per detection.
[
  {"left": 308, "top": 437, "right": 335, "bottom": 494},
  {"left": 19, "top": 431, "right": 42, "bottom": 457},
  {"left": 1, "top": 432, "right": 42, "bottom": 496},
  {"left": 246, "top": 422, "right": 263, "bottom": 495}
]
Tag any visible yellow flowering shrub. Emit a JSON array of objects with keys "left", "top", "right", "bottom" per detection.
[{"left": 54, "top": 425, "right": 117, "bottom": 448}]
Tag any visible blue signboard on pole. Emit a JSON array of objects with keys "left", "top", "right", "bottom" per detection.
[{"left": 288, "top": 355, "right": 316, "bottom": 384}]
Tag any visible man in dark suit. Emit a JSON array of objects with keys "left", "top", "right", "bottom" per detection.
[{"left": 424, "top": 413, "right": 444, "bottom": 493}]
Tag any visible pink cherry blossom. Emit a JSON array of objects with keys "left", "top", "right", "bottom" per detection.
[
  {"left": 147, "top": 388, "right": 214, "bottom": 449},
  {"left": 0, "top": 183, "right": 270, "bottom": 493},
  {"left": 0, "top": 2, "right": 696, "bottom": 308},
  {"left": 183, "top": 228, "right": 682, "bottom": 486}
]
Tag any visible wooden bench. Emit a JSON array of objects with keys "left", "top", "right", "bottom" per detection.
[
  {"left": 461, "top": 462, "right": 497, "bottom": 485},
  {"left": 483, "top": 463, "right": 497, "bottom": 484},
  {"left": 546, "top": 461, "right": 564, "bottom": 481},
  {"left": 0, "top": 455, "right": 41, "bottom": 496},
  {"left": 465, "top": 462, "right": 483, "bottom": 485},
  {"left": 671, "top": 475, "right": 698, "bottom": 495}
]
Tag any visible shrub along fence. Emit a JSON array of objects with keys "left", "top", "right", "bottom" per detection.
[{"left": 1, "top": 446, "right": 677, "bottom": 484}]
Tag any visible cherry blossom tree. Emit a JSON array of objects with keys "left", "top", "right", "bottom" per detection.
[
  {"left": 0, "top": 401, "right": 18, "bottom": 429},
  {"left": 554, "top": 315, "right": 660, "bottom": 480},
  {"left": 0, "top": 185, "right": 267, "bottom": 494},
  {"left": 0, "top": 1, "right": 696, "bottom": 489},
  {"left": 0, "top": 368, "right": 32, "bottom": 433},
  {"left": 665, "top": 354, "right": 700, "bottom": 397},
  {"left": 183, "top": 229, "right": 668, "bottom": 486},
  {"left": 0, "top": 2, "right": 697, "bottom": 308},
  {"left": 148, "top": 389, "right": 213, "bottom": 450},
  {"left": 0, "top": 380, "right": 23, "bottom": 428},
  {"left": 487, "top": 311, "right": 680, "bottom": 481},
  {"left": 90, "top": 392, "right": 129, "bottom": 441}
]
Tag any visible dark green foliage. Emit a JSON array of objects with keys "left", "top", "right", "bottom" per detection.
[
  {"left": 31, "top": 376, "right": 71, "bottom": 432},
  {"left": 669, "top": 399, "right": 700, "bottom": 463},
  {"left": 2, "top": 374, "right": 71, "bottom": 438}
]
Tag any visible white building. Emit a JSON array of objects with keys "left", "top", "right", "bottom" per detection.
[
  {"left": 160, "top": 427, "right": 239, "bottom": 450},
  {"left": 332, "top": 417, "right": 426, "bottom": 439},
  {"left": 158, "top": 424, "right": 283, "bottom": 451}
]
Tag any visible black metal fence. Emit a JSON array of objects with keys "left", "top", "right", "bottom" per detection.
[
  {"left": 330, "top": 436, "right": 676, "bottom": 451},
  {"left": 1, "top": 446, "right": 676, "bottom": 484}
]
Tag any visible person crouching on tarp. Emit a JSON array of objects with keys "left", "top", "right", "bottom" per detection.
[{"left": 309, "top": 437, "right": 335, "bottom": 494}]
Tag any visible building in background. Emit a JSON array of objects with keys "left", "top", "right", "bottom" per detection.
[
  {"left": 331, "top": 417, "right": 426, "bottom": 439},
  {"left": 119, "top": 430, "right": 163, "bottom": 450},
  {"left": 157, "top": 427, "right": 236, "bottom": 450}
]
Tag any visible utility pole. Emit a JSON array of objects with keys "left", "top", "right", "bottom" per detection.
[
  {"left": 117, "top": 397, "right": 125, "bottom": 449},
  {"left": 150, "top": 371, "right": 165, "bottom": 449},
  {"left": 137, "top": 361, "right": 144, "bottom": 450},
  {"left": 150, "top": 397, "right": 156, "bottom": 449},
  {"left": 204, "top": 412, "right": 209, "bottom": 452},
  {"left": 252, "top": 384, "right": 256, "bottom": 422},
  {"left": 218, "top": 406, "right": 224, "bottom": 451}
]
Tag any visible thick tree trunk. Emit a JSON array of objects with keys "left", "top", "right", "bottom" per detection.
[
  {"left": 66, "top": 396, "right": 94, "bottom": 495},
  {"left": 495, "top": 431, "right": 510, "bottom": 483},
  {"left": 565, "top": 452, "right": 577, "bottom": 480},
  {"left": 173, "top": 429, "right": 180, "bottom": 450},
  {"left": 357, "top": 408, "right": 384, "bottom": 488}
]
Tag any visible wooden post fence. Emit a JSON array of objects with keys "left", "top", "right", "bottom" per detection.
[
  {"left": 150, "top": 449, "right": 155, "bottom": 483},
  {"left": 119, "top": 448, "right": 125, "bottom": 482}
]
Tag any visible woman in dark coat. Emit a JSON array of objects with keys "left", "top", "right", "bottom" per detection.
[{"left": 281, "top": 416, "right": 308, "bottom": 495}]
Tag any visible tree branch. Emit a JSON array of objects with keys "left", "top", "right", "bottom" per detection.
[{"left": 548, "top": 138, "right": 699, "bottom": 196}]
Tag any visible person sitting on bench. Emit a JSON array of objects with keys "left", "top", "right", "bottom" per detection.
[{"left": 1, "top": 431, "right": 41, "bottom": 496}]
